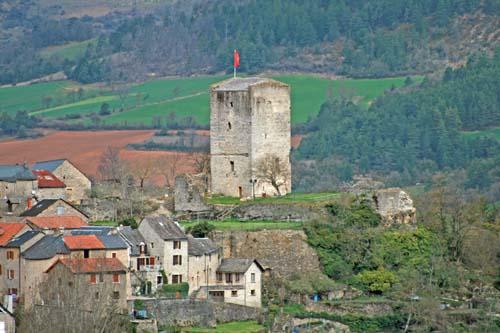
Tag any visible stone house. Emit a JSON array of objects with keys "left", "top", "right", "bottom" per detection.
[
  {"left": 33, "top": 159, "right": 91, "bottom": 204},
  {"left": 187, "top": 235, "right": 220, "bottom": 293},
  {"left": 20, "top": 198, "right": 90, "bottom": 222},
  {"left": 0, "top": 223, "right": 36, "bottom": 303},
  {"left": 138, "top": 216, "right": 188, "bottom": 285},
  {"left": 20, "top": 230, "right": 130, "bottom": 308},
  {"left": 210, "top": 77, "right": 291, "bottom": 198},
  {"left": 32, "top": 169, "right": 66, "bottom": 200},
  {"left": 0, "top": 303, "right": 15, "bottom": 333},
  {"left": 118, "top": 226, "right": 163, "bottom": 295},
  {"left": 0, "top": 164, "right": 37, "bottom": 216},
  {"left": 43, "top": 257, "right": 128, "bottom": 311},
  {"left": 198, "top": 259, "right": 263, "bottom": 308}
]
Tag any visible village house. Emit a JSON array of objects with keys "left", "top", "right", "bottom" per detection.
[
  {"left": 20, "top": 229, "right": 129, "bottom": 308},
  {"left": 196, "top": 258, "right": 264, "bottom": 308},
  {"left": 20, "top": 198, "right": 90, "bottom": 222},
  {"left": 118, "top": 226, "right": 163, "bottom": 294},
  {"left": 0, "top": 164, "right": 37, "bottom": 216},
  {"left": 33, "top": 159, "right": 91, "bottom": 204},
  {"left": 32, "top": 169, "right": 66, "bottom": 200},
  {"left": 138, "top": 216, "right": 188, "bottom": 285},
  {"left": 187, "top": 235, "right": 220, "bottom": 294},
  {"left": 0, "top": 230, "right": 43, "bottom": 303},
  {"left": 43, "top": 257, "right": 128, "bottom": 311}
]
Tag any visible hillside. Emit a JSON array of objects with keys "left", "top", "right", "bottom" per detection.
[{"left": 0, "top": 0, "right": 498, "bottom": 85}]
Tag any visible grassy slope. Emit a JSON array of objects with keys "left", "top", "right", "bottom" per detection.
[
  {"left": 182, "top": 320, "right": 263, "bottom": 333},
  {"left": 180, "top": 219, "right": 303, "bottom": 231},
  {"left": 208, "top": 192, "right": 340, "bottom": 205},
  {"left": 40, "top": 39, "right": 96, "bottom": 60},
  {"left": 4, "top": 74, "right": 420, "bottom": 125}
]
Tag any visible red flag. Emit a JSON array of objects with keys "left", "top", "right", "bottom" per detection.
[{"left": 233, "top": 49, "right": 240, "bottom": 68}]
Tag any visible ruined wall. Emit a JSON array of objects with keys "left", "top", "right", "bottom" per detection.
[
  {"left": 139, "top": 299, "right": 260, "bottom": 327},
  {"left": 174, "top": 174, "right": 211, "bottom": 212},
  {"left": 373, "top": 188, "right": 416, "bottom": 225},
  {"left": 226, "top": 203, "right": 328, "bottom": 222},
  {"left": 211, "top": 230, "right": 322, "bottom": 278}
]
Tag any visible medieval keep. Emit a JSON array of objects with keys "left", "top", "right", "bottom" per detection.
[{"left": 210, "top": 77, "right": 291, "bottom": 198}]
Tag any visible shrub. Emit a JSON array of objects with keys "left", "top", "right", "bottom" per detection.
[
  {"left": 186, "top": 221, "right": 215, "bottom": 237},
  {"left": 161, "top": 282, "right": 189, "bottom": 298},
  {"left": 356, "top": 268, "right": 398, "bottom": 294}
]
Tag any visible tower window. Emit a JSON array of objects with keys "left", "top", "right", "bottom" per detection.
[
  {"left": 228, "top": 122, "right": 232, "bottom": 130},
  {"left": 230, "top": 101, "right": 233, "bottom": 107},
  {"left": 230, "top": 161, "right": 235, "bottom": 172}
]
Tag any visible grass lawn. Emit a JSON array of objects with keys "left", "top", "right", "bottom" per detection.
[
  {"left": 1, "top": 73, "right": 422, "bottom": 126},
  {"left": 40, "top": 39, "right": 96, "bottom": 61},
  {"left": 208, "top": 192, "right": 340, "bottom": 205},
  {"left": 182, "top": 320, "right": 264, "bottom": 332},
  {"left": 180, "top": 219, "right": 303, "bottom": 231},
  {"left": 89, "top": 220, "right": 118, "bottom": 227}
]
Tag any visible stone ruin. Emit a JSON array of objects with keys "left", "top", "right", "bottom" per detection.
[
  {"left": 373, "top": 188, "right": 416, "bottom": 225},
  {"left": 174, "top": 174, "right": 211, "bottom": 213}
]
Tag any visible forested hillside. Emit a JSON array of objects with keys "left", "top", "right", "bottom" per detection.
[
  {"left": 295, "top": 51, "right": 500, "bottom": 199},
  {"left": 1, "top": 0, "right": 499, "bottom": 84}
]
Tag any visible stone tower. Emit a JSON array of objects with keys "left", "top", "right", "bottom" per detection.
[{"left": 210, "top": 77, "right": 291, "bottom": 198}]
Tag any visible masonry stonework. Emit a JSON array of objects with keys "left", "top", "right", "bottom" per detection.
[{"left": 210, "top": 78, "right": 291, "bottom": 198}]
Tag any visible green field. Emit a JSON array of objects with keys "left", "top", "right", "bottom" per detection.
[
  {"left": 180, "top": 219, "right": 303, "bottom": 231},
  {"left": 182, "top": 320, "right": 263, "bottom": 333},
  {"left": 40, "top": 39, "right": 95, "bottom": 61},
  {"left": 1, "top": 74, "right": 421, "bottom": 126},
  {"left": 462, "top": 127, "right": 500, "bottom": 140}
]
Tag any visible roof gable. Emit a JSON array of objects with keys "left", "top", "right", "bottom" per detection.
[
  {"left": 32, "top": 170, "right": 66, "bottom": 188},
  {"left": 63, "top": 235, "right": 105, "bottom": 250},
  {"left": 20, "top": 199, "right": 89, "bottom": 218},
  {"left": 22, "top": 234, "right": 70, "bottom": 260},
  {"left": 32, "top": 159, "right": 66, "bottom": 172},
  {"left": 46, "top": 258, "right": 126, "bottom": 274},
  {"left": 0, "top": 223, "right": 27, "bottom": 246},
  {"left": 6, "top": 230, "right": 41, "bottom": 248},
  {"left": 217, "top": 258, "right": 264, "bottom": 273},
  {"left": 24, "top": 216, "right": 87, "bottom": 230},
  {"left": 0, "top": 164, "right": 36, "bottom": 182},
  {"left": 187, "top": 235, "right": 219, "bottom": 256},
  {"left": 140, "top": 216, "right": 186, "bottom": 240}
]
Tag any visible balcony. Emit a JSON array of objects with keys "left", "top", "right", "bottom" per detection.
[{"left": 138, "top": 264, "right": 162, "bottom": 272}]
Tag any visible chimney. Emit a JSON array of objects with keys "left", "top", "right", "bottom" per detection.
[{"left": 27, "top": 197, "right": 32, "bottom": 209}]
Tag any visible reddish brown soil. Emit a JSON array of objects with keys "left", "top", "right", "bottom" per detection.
[{"left": 0, "top": 131, "right": 196, "bottom": 182}]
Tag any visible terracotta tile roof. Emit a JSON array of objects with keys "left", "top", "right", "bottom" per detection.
[
  {"left": 24, "top": 216, "right": 87, "bottom": 230},
  {"left": 63, "top": 235, "right": 105, "bottom": 250},
  {"left": 46, "top": 258, "right": 126, "bottom": 274},
  {"left": 32, "top": 170, "right": 66, "bottom": 188},
  {"left": 0, "top": 223, "right": 27, "bottom": 246}
]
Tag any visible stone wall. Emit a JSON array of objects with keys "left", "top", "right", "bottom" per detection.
[
  {"left": 174, "top": 174, "right": 211, "bottom": 212},
  {"left": 226, "top": 203, "right": 328, "bottom": 222},
  {"left": 138, "top": 298, "right": 260, "bottom": 327},
  {"left": 211, "top": 230, "right": 322, "bottom": 278},
  {"left": 80, "top": 198, "right": 118, "bottom": 221}
]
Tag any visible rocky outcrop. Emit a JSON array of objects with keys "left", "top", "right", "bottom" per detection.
[
  {"left": 211, "top": 229, "right": 322, "bottom": 278},
  {"left": 292, "top": 318, "right": 350, "bottom": 333},
  {"left": 373, "top": 188, "right": 416, "bottom": 225}
]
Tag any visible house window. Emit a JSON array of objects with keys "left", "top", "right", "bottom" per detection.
[
  {"left": 173, "top": 255, "right": 182, "bottom": 265},
  {"left": 95, "top": 292, "right": 99, "bottom": 299},
  {"left": 173, "top": 241, "right": 181, "bottom": 249},
  {"left": 157, "top": 276, "right": 163, "bottom": 285},
  {"left": 235, "top": 273, "right": 240, "bottom": 282},
  {"left": 112, "top": 274, "right": 120, "bottom": 283},
  {"left": 230, "top": 161, "right": 234, "bottom": 172},
  {"left": 90, "top": 274, "right": 97, "bottom": 284},
  {"left": 139, "top": 243, "right": 145, "bottom": 254},
  {"left": 0, "top": 264, "right": 2, "bottom": 275},
  {"left": 251, "top": 273, "right": 256, "bottom": 283},
  {"left": 150, "top": 242, "right": 154, "bottom": 249},
  {"left": 7, "top": 270, "right": 14, "bottom": 280},
  {"left": 172, "top": 275, "right": 182, "bottom": 284},
  {"left": 137, "top": 258, "right": 145, "bottom": 270},
  {"left": 99, "top": 273, "right": 104, "bottom": 283},
  {"left": 8, "top": 288, "right": 17, "bottom": 295},
  {"left": 56, "top": 205, "right": 65, "bottom": 215},
  {"left": 112, "top": 252, "right": 117, "bottom": 258},
  {"left": 225, "top": 273, "right": 232, "bottom": 284},
  {"left": 216, "top": 272, "right": 223, "bottom": 282},
  {"left": 231, "top": 290, "right": 238, "bottom": 297},
  {"left": 84, "top": 249, "right": 90, "bottom": 258},
  {"left": 228, "top": 122, "right": 232, "bottom": 130},
  {"left": 251, "top": 289, "right": 256, "bottom": 296},
  {"left": 113, "top": 291, "right": 120, "bottom": 299},
  {"left": 6, "top": 251, "right": 14, "bottom": 260}
]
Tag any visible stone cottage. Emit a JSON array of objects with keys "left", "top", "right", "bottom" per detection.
[
  {"left": 0, "top": 164, "right": 37, "bottom": 216},
  {"left": 20, "top": 198, "right": 90, "bottom": 222}
]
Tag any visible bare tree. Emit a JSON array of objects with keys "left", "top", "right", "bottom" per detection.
[
  {"left": 192, "top": 152, "right": 210, "bottom": 175},
  {"left": 255, "top": 154, "right": 290, "bottom": 196},
  {"left": 98, "top": 147, "right": 127, "bottom": 183},
  {"left": 18, "top": 262, "right": 130, "bottom": 333},
  {"left": 129, "top": 157, "right": 157, "bottom": 188},
  {"left": 156, "top": 152, "right": 181, "bottom": 191}
]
